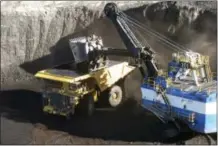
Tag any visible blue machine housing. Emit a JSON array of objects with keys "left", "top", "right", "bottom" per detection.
[
  {"left": 141, "top": 72, "right": 217, "bottom": 134},
  {"left": 168, "top": 60, "right": 181, "bottom": 79}
]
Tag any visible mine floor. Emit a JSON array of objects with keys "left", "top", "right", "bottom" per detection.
[{"left": 0, "top": 90, "right": 217, "bottom": 145}]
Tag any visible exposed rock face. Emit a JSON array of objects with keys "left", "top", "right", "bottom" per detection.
[
  {"left": 1, "top": 1, "right": 217, "bottom": 90},
  {"left": 1, "top": 1, "right": 157, "bottom": 87}
]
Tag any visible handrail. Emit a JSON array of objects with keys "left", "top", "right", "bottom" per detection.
[{"left": 143, "top": 74, "right": 217, "bottom": 95}]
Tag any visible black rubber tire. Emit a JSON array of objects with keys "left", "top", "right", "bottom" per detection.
[
  {"left": 75, "top": 93, "right": 95, "bottom": 117},
  {"left": 114, "top": 68, "right": 144, "bottom": 116},
  {"left": 96, "top": 68, "right": 143, "bottom": 109},
  {"left": 108, "top": 85, "right": 123, "bottom": 107}
]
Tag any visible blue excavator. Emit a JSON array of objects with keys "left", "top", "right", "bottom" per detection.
[{"left": 103, "top": 2, "right": 217, "bottom": 139}]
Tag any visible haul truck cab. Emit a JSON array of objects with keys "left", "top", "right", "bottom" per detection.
[{"left": 35, "top": 59, "right": 135, "bottom": 118}]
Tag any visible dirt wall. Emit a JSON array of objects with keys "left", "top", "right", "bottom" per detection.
[{"left": 1, "top": 1, "right": 217, "bottom": 90}]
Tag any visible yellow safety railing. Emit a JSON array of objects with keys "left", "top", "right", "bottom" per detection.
[
  {"left": 157, "top": 70, "right": 168, "bottom": 77},
  {"left": 193, "top": 71, "right": 217, "bottom": 93},
  {"left": 144, "top": 76, "right": 169, "bottom": 88},
  {"left": 143, "top": 70, "right": 217, "bottom": 94}
]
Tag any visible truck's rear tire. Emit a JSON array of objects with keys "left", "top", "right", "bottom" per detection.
[
  {"left": 76, "top": 93, "right": 95, "bottom": 117},
  {"left": 108, "top": 85, "right": 123, "bottom": 107},
  {"left": 115, "top": 69, "right": 143, "bottom": 116}
]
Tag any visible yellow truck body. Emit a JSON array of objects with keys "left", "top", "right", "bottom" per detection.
[{"left": 34, "top": 60, "right": 135, "bottom": 117}]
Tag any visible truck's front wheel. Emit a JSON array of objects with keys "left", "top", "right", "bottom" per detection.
[
  {"left": 108, "top": 85, "right": 123, "bottom": 107},
  {"left": 76, "top": 93, "right": 95, "bottom": 117}
]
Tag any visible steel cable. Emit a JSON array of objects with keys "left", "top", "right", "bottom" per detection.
[
  {"left": 126, "top": 20, "right": 182, "bottom": 53},
  {"left": 122, "top": 15, "right": 185, "bottom": 52},
  {"left": 120, "top": 11, "right": 186, "bottom": 50},
  {"left": 119, "top": 11, "right": 190, "bottom": 52}
]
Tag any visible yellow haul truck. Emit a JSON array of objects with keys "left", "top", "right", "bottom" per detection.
[{"left": 35, "top": 35, "right": 136, "bottom": 118}]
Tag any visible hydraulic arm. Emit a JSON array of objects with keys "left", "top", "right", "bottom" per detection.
[{"left": 104, "top": 3, "right": 158, "bottom": 78}]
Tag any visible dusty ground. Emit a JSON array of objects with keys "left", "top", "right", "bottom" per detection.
[{"left": 0, "top": 82, "right": 217, "bottom": 145}]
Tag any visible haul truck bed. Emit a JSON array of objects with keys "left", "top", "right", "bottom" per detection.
[{"left": 35, "top": 60, "right": 135, "bottom": 117}]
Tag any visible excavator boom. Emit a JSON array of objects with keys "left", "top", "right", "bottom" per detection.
[{"left": 104, "top": 3, "right": 158, "bottom": 78}]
